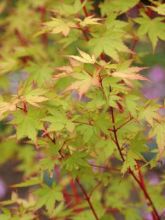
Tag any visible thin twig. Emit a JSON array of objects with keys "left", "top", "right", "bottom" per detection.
[
  {"left": 109, "top": 106, "right": 160, "bottom": 220},
  {"left": 76, "top": 178, "right": 99, "bottom": 220},
  {"left": 115, "top": 117, "right": 133, "bottom": 131},
  {"left": 80, "top": 0, "right": 89, "bottom": 17}
]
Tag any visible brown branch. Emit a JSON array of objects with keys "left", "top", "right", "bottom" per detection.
[
  {"left": 76, "top": 23, "right": 90, "bottom": 41},
  {"left": 76, "top": 178, "right": 99, "bottom": 220},
  {"left": 115, "top": 116, "right": 133, "bottom": 131},
  {"left": 88, "top": 163, "right": 119, "bottom": 172},
  {"left": 15, "top": 29, "right": 29, "bottom": 46},
  {"left": 136, "top": 163, "right": 160, "bottom": 220},
  {"left": 110, "top": 107, "right": 125, "bottom": 161},
  {"left": 80, "top": 0, "right": 89, "bottom": 17},
  {"left": 109, "top": 106, "right": 160, "bottom": 220}
]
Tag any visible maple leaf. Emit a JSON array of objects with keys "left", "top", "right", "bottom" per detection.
[
  {"left": 65, "top": 72, "right": 100, "bottom": 98},
  {"left": 149, "top": 122, "right": 165, "bottom": 155},
  {"left": 35, "top": 184, "right": 63, "bottom": 214},
  {"left": 135, "top": 14, "right": 165, "bottom": 50},
  {"left": 110, "top": 67, "right": 148, "bottom": 86},
  {"left": 89, "top": 31, "right": 131, "bottom": 61},
  {"left": 100, "top": 0, "right": 139, "bottom": 16},
  {"left": 51, "top": 0, "right": 87, "bottom": 16},
  {"left": 68, "top": 49, "right": 96, "bottom": 64},
  {"left": 0, "top": 58, "right": 18, "bottom": 75},
  {"left": 12, "top": 109, "right": 43, "bottom": 141},
  {"left": 23, "top": 89, "right": 48, "bottom": 107},
  {"left": 18, "top": 85, "right": 48, "bottom": 107},
  {"left": 43, "top": 18, "right": 75, "bottom": 36},
  {"left": 76, "top": 16, "right": 102, "bottom": 27},
  {"left": 138, "top": 101, "right": 160, "bottom": 126},
  {"left": 26, "top": 63, "right": 54, "bottom": 86},
  {"left": 0, "top": 96, "right": 19, "bottom": 118},
  {"left": 149, "top": 4, "right": 165, "bottom": 16}
]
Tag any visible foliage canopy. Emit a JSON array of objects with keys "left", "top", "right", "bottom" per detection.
[{"left": 0, "top": 0, "right": 165, "bottom": 220}]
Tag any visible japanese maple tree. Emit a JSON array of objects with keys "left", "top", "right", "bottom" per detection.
[{"left": 0, "top": 0, "right": 165, "bottom": 220}]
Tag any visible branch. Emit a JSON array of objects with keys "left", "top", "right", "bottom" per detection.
[
  {"left": 44, "top": 130, "right": 99, "bottom": 220},
  {"left": 109, "top": 107, "right": 160, "bottom": 220},
  {"left": 115, "top": 116, "right": 133, "bottom": 131},
  {"left": 80, "top": 0, "right": 89, "bottom": 17},
  {"left": 76, "top": 178, "right": 99, "bottom": 220}
]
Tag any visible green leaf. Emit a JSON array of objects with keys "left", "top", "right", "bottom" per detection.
[
  {"left": 89, "top": 30, "right": 130, "bottom": 61},
  {"left": 125, "top": 94, "right": 140, "bottom": 117},
  {"left": 124, "top": 209, "right": 141, "bottom": 220},
  {"left": 52, "top": 0, "right": 87, "bottom": 16},
  {"left": 35, "top": 184, "right": 63, "bottom": 214},
  {"left": 12, "top": 108, "right": 43, "bottom": 141},
  {"left": 94, "top": 114, "right": 110, "bottom": 135},
  {"left": 95, "top": 139, "right": 116, "bottom": 162},
  {"left": 0, "top": 139, "right": 17, "bottom": 165},
  {"left": 77, "top": 124, "right": 95, "bottom": 143},
  {"left": 100, "top": 0, "right": 139, "bottom": 16},
  {"left": 150, "top": 4, "right": 165, "bottom": 16},
  {"left": 135, "top": 14, "right": 165, "bottom": 50},
  {"left": 138, "top": 101, "right": 160, "bottom": 126},
  {"left": 26, "top": 63, "right": 54, "bottom": 86},
  {"left": 62, "top": 151, "right": 89, "bottom": 172},
  {"left": 12, "top": 177, "right": 41, "bottom": 188},
  {"left": 149, "top": 122, "right": 165, "bottom": 154},
  {"left": 43, "top": 109, "right": 75, "bottom": 132}
]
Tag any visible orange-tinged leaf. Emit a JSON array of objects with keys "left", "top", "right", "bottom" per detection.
[
  {"left": 19, "top": 88, "right": 48, "bottom": 107},
  {"left": 111, "top": 67, "right": 148, "bottom": 86},
  {"left": 64, "top": 72, "right": 100, "bottom": 98}
]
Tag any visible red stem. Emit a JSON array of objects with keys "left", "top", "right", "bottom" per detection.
[
  {"left": 37, "top": 6, "right": 48, "bottom": 45},
  {"left": 76, "top": 178, "right": 99, "bottom": 220},
  {"left": 15, "top": 29, "right": 28, "bottom": 46},
  {"left": 110, "top": 107, "right": 160, "bottom": 220},
  {"left": 70, "top": 179, "right": 81, "bottom": 204},
  {"left": 80, "top": 0, "right": 89, "bottom": 17}
]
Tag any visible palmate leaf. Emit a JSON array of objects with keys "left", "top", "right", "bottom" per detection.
[
  {"left": 68, "top": 49, "right": 96, "bottom": 64},
  {"left": 42, "top": 18, "right": 76, "bottom": 36},
  {"left": 12, "top": 177, "right": 41, "bottom": 188},
  {"left": 52, "top": 0, "right": 87, "bottom": 16},
  {"left": 135, "top": 14, "right": 165, "bottom": 50},
  {"left": 149, "top": 122, "right": 165, "bottom": 155},
  {"left": 138, "top": 101, "right": 160, "bottom": 126},
  {"left": 65, "top": 71, "right": 100, "bottom": 98},
  {"left": 111, "top": 67, "right": 148, "bottom": 86},
  {"left": 0, "top": 96, "right": 19, "bottom": 118},
  {"left": 0, "top": 57, "right": 18, "bottom": 75},
  {"left": 12, "top": 108, "right": 43, "bottom": 141},
  {"left": 100, "top": 0, "right": 139, "bottom": 16},
  {"left": 76, "top": 16, "right": 102, "bottom": 27},
  {"left": 89, "top": 30, "right": 131, "bottom": 61},
  {"left": 149, "top": 4, "right": 165, "bottom": 16},
  {"left": 35, "top": 184, "right": 63, "bottom": 214},
  {"left": 42, "top": 109, "right": 75, "bottom": 132},
  {"left": 26, "top": 63, "right": 54, "bottom": 86},
  {"left": 62, "top": 151, "right": 89, "bottom": 172},
  {"left": 18, "top": 82, "right": 48, "bottom": 107},
  {"left": 20, "top": 88, "right": 48, "bottom": 107},
  {"left": 0, "top": 211, "right": 10, "bottom": 220}
]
